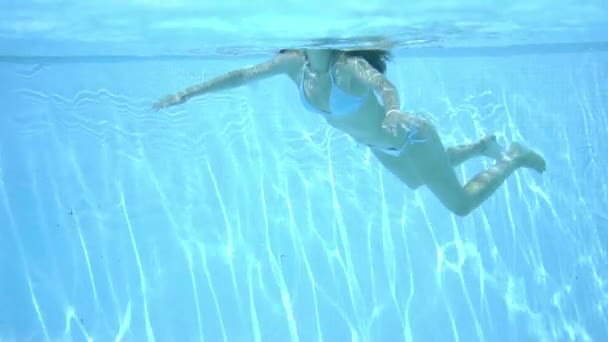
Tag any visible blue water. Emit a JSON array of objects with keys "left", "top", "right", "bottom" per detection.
[{"left": 1, "top": 1, "right": 608, "bottom": 341}]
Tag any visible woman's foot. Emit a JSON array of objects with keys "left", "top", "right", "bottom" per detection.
[
  {"left": 508, "top": 142, "right": 546, "bottom": 173},
  {"left": 479, "top": 135, "right": 504, "bottom": 160}
]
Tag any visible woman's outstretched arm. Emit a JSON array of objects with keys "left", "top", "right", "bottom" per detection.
[{"left": 154, "top": 52, "right": 301, "bottom": 110}]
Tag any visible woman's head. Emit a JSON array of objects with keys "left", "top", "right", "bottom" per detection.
[
  {"left": 305, "top": 49, "right": 335, "bottom": 72},
  {"left": 279, "top": 48, "right": 391, "bottom": 74}
]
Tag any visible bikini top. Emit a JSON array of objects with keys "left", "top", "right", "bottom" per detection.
[{"left": 299, "top": 60, "right": 370, "bottom": 117}]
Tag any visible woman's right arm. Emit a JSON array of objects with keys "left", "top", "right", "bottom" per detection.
[
  {"left": 338, "top": 55, "right": 429, "bottom": 136},
  {"left": 153, "top": 52, "right": 301, "bottom": 110}
]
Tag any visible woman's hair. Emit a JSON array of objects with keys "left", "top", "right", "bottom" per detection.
[
  {"left": 343, "top": 49, "right": 391, "bottom": 74},
  {"left": 278, "top": 48, "right": 392, "bottom": 74}
]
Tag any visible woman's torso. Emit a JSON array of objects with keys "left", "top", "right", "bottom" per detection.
[{"left": 284, "top": 52, "right": 400, "bottom": 149}]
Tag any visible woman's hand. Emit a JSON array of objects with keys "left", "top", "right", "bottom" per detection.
[
  {"left": 381, "top": 110, "right": 432, "bottom": 145},
  {"left": 381, "top": 110, "right": 417, "bottom": 136},
  {"left": 153, "top": 93, "right": 187, "bottom": 111}
]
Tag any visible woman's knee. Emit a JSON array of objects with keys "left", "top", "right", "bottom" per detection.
[
  {"left": 424, "top": 179, "right": 472, "bottom": 216},
  {"left": 448, "top": 201, "right": 473, "bottom": 217},
  {"left": 430, "top": 190, "right": 471, "bottom": 216}
]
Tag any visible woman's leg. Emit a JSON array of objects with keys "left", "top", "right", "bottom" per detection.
[
  {"left": 427, "top": 147, "right": 544, "bottom": 216},
  {"left": 446, "top": 135, "right": 503, "bottom": 166},
  {"left": 371, "top": 150, "right": 424, "bottom": 189},
  {"left": 402, "top": 120, "right": 545, "bottom": 216}
]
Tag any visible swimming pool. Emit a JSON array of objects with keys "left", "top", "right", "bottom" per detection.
[{"left": 1, "top": 0, "right": 608, "bottom": 341}]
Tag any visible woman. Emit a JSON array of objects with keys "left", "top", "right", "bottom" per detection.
[{"left": 153, "top": 48, "right": 546, "bottom": 216}]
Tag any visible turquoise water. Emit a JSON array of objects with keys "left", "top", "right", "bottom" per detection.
[{"left": 1, "top": 1, "right": 608, "bottom": 341}]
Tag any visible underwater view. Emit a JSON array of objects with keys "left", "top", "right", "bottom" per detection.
[{"left": 1, "top": 0, "right": 608, "bottom": 341}]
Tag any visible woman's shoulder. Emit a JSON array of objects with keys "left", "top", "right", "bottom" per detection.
[
  {"left": 274, "top": 49, "right": 306, "bottom": 79},
  {"left": 277, "top": 49, "right": 306, "bottom": 62}
]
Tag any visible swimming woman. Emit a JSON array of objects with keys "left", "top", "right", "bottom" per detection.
[{"left": 153, "top": 48, "right": 546, "bottom": 216}]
